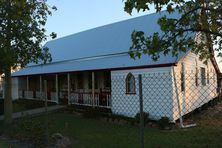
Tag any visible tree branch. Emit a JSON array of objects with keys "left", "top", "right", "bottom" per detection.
[{"left": 183, "top": 28, "right": 222, "bottom": 37}]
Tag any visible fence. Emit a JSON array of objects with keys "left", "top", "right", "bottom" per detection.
[
  {"left": 69, "top": 92, "right": 111, "bottom": 108},
  {"left": 10, "top": 71, "right": 222, "bottom": 147},
  {"left": 18, "top": 90, "right": 58, "bottom": 102},
  {"left": 111, "top": 71, "right": 222, "bottom": 147}
]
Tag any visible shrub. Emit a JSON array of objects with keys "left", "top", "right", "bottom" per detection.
[
  {"left": 106, "top": 114, "right": 134, "bottom": 124},
  {"left": 134, "top": 112, "right": 150, "bottom": 124},
  {"left": 157, "top": 117, "right": 170, "bottom": 129}
]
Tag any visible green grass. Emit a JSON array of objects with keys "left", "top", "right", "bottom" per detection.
[
  {"left": 0, "top": 111, "right": 221, "bottom": 148},
  {"left": 18, "top": 112, "right": 221, "bottom": 148},
  {"left": 0, "top": 142, "right": 11, "bottom": 148},
  {"left": 0, "top": 141, "right": 20, "bottom": 148}
]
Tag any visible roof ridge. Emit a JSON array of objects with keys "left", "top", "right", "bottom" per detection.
[{"left": 45, "top": 10, "right": 165, "bottom": 44}]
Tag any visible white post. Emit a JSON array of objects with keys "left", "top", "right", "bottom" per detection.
[
  {"left": 40, "top": 75, "right": 42, "bottom": 100},
  {"left": 67, "top": 73, "right": 70, "bottom": 105},
  {"left": 56, "top": 74, "right": 59, "bottom": 104},
  {"left": 172, "top": 67, "right": 184, "bottom": 127},
  {"left": 92, "top": 72, "right": 95, "bottom": 107}
]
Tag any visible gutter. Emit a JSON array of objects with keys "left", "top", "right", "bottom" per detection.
[{"left": 12, "top": 63, "right": 176, "bottom": 78}]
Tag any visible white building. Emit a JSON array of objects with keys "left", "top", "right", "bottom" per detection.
[{"left": 11, "top": 11, "right": 220, "bottom": 121}]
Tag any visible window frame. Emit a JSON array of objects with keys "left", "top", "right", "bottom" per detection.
[
  {"left": 181, "top": 63, "right": 185, "bottom": 92},
  {"left": 195, "top": 59, "right": 199, "bottom": 87},
  {"left": 207, "top": 63, "right": 210, "bottom": 84},
  {"left": 200, "top": 67, "right": 206, "bottom": 86},
  {"left": 125, "top": 73, "right": 136, "bottom": 95}
]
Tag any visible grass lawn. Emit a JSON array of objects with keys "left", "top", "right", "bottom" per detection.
[
  {"left": 11, "top": 112, "right": 220, "bottom": 148},
  {"left": 0, "top": 142, "right": 12, "bottom": 148}
]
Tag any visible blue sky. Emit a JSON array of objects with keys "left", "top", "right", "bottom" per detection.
[
  {"left": 46, "top": 0, "right": 153, "bottom": 39},
  {"left": 45, "top": 0, "right": 221, "bottom": 69}
]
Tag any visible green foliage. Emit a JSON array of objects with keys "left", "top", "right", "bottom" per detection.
[
  {"left": 157, "top": 117, "right": 170, "bottom": 129},
  {"left": 0, "top": 0, "right": 56, "bottom": 124},
  {"left": 124, "top": 0, "right": 222, "bottom": 63},
  {"left": 0, "top": 0, "right": 57, "bottom": 70},
  {"left": 134, "top": 112, "right": 150, "bottom": 124}
]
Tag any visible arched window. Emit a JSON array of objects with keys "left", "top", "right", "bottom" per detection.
[{"left": 126, "top": 73, "right": 136, "bottom": 94}]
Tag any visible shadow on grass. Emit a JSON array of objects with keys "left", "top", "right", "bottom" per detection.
[{"left": 0, "top": 111, "right": 222, "bottom": 148}]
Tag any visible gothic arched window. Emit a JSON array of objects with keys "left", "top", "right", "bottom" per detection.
[{"left": 126, "top": 73, "right": 136, "bottom": 94}]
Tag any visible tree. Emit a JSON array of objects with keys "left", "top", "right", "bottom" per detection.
[
  {"left": 124, "top": 0, "right": 221, "bottom": 73},
  {"left": 0, "top": 0, "right": 56, "bottom": 125}
]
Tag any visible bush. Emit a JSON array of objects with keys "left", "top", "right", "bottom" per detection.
[
  {"left": 134, "top": 112, "right": 150, "bottom": 124},
  {"left": 157, "top": 117, "right": 170, "bottom": 129}
]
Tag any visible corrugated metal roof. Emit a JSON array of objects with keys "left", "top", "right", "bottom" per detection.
[
  {"left": 12, "top": 53, "right": 183, "bottom": 76},
  {"left": 44, "top": 10, "right": 182, "bottom": 62},
  {"left": 12, "top": 10, "right": 189, "bottom": 77}
]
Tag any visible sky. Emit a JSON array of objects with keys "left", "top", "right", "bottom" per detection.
[
  {"left": 45, "top": 0, "right": 221, "bottom": 70},
  {"left": 45, "top": 0, "right": 153, "bottom": 39}
]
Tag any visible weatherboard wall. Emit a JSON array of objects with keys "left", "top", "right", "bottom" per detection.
[
  {"left": 111, "top": 67, "right": 174, "bottom": 120},
  {"left": 172, "top": 51, "right": 218, "bottom": 120}
]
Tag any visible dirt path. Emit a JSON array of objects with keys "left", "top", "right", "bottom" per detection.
[{"left": 0, "top": 105, "right": 65, "bottom": 121}]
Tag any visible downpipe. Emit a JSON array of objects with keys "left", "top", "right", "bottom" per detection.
[{"left": 172, "top": 66, "right": 196, "bottom": 129}]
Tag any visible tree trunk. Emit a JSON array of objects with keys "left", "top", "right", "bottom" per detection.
[
  {"left": 199, "top": 1, "right": 222, "bottom": 90},
  {"left": 4, "top": 66, "right": 12, "bottom": 125}
]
